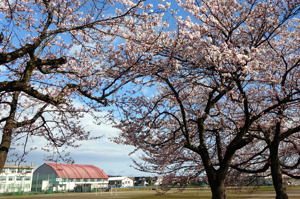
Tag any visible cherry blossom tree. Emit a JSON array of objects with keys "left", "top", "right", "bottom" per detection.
[
  {"left": 112, "top": 1, "right": 300, "bottom": 199},
  {"left": 232, "top": 109, "right": 300, "bottom": 199},
  {"left": 232, "top": 98, "right": 300, "bottom": 198},
  {"left": 230, "top": 16, "right": 300, "bottom": 198},
  {"left": 258, "top": 111, "right": 300, "bottom": 199},
  {"left": 0, "top": 0, "right": 158, "bottom": 171}
]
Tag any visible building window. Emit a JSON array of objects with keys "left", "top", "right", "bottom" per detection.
[
  {"left": 16, "top": 176, "right": 22, "bottom": 181},
  {"left": 0, "top": 177, "right": 6, "bottom": 181},
  {"left": 24, "top": 183, "right": 31, "bottom": 188},
  {"left": 25, "top": 177, "right": 31, "bottom": 181},
  {"left": 8, "top": 177, "right": 14, "bottom": 181}
]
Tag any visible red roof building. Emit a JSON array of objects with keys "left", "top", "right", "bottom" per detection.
[
  {"left": 45, "top": 163, "right": 108, "bottom": 179},
  {"left": 32, "top": 163, "right": 109, "bottom": 192}
]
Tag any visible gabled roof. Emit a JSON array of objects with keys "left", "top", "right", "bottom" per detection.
[{"left": 45, "top": 163, "right": 108, "bottom": 179}]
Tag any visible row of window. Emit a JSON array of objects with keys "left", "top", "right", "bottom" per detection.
[
  {"left": 2, "top": 168, "right": 32, "bottom": 174},
  {"left": 0, "top": 176, "right": 31, "bottom": 181},
  {"left": 109, "top": 181, "right": 132, "bottom": 185},
  {"left": 0, "top": 183, "right": 31, "bottom": 190},
  {"left": 60, "top": 178, "right": 107, "bottom": 183}
]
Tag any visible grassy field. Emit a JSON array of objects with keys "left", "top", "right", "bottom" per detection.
[{"left": 1, "top": 187, "right": 300, "bottom": 199}]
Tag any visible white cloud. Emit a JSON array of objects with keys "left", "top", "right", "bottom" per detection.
[{"left": 11, "top": 110, "right": 148, "bottom": 176}]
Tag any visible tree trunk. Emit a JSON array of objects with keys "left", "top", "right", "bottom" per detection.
[
  {"left": 206, "top": 170, "right": 227, "bottom": 199},
  {"left": 0, "top": 92, "right": 19, "bottom": 172},
  {"left": 0, "top": 120, "right": 14, "bottom": 172},
  {"left": 210, "top": 178, "right": 227, "bottom": 199},
  {"left": 270, "top": 142, "right": 289, "bottom": 199},
  {"left": 210, "top": 179, "right": 226, "bottom": 199}
]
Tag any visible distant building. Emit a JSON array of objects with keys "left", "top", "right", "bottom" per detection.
[
  {"left": 108, "top": 176, "right": 134, "bottom": 187},
  {"left": 134, "top": 176, "right": 153, "bottom": 186},
  {"left": 282, "top": 174, "right": 300, "bottom": 186},
  {"left": 154, "top": 176, "right": 163, "bottom": 186},
  {"left": 0, "top": 165, "right": 35, "bottom": 193},
  {"left": 32, "top": 163, "right": 108, "bottom": 192}
]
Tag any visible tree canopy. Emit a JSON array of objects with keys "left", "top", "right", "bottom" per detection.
[
  {"left": 1, "top": 1, "right": 300, "bottom": 199},
  {"left": 111, "top": 1, "right": 300, "bottom": 199},
  {"left": 0, "top": 0, "right": 152, "bottom": 170}
]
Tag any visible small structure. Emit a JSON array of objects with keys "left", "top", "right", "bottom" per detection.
[
  {"left": 283, "top": 174, "right": 300, "bottom": 186},
  {"left": 32, "top": 163, "right": 108, "bottom": 192},
  {"left": 134, "top": 176, "right": 150, "bottom": 186},
  {"left": 154, "top": 176, "right": 163, "bottom": 186},
  {"left": 108, "top": 176, "right": 134, "bottom": 188},
  {"left": 0, "top": 165, "right": 35, "bottom": 193}
]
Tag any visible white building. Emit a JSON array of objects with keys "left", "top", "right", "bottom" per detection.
[
  {"left": 154, "top": 176, "right": 163, "bottom": 186},
  {"left": 108, "top": 176, "right": 134, "bottom": 188},
  {"left": 0, "top": 165, "right": 35, "bottom": 193},
  {"left": 32, "top": 163, "right": 108, "bottom": 192}
]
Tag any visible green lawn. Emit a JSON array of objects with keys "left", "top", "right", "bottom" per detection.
[{"left": 1, "top": 187, "right": 300, "bottom": 199}]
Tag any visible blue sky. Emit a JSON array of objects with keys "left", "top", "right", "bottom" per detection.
[
  {"left": 2, "top": 0, "right": 184, "bottom": 177},
  {"left": 15, "top": 112, "right": 151, "bottom": 177},
  {"left": 13, "top": 82, "right": 159, "bottom": 177}
]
